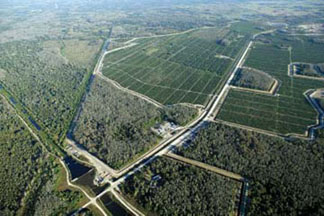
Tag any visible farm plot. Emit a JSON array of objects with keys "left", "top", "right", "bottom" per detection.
[
  {"left": 217, "top": 33, "right": 324, "bottom": 135},
  {"left": 120, "top": 156, "right": 241, "bottom": 216},
  {"left": 102, "top": 26, "right": 250, "bottom": 106}
]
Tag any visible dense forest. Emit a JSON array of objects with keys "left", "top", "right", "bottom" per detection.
[
  {"left": 176, "top": 122, "right": 324, "bottom": 215},
  {"left": 0, "top": 39, "right": 100, "bottom": 142},
  {"left": 231, "top": 67, "right": 274, "bottom": 91},
  {"left": 120, "top": 157, "right": 240, "bottom": 216},
  {"left": 164, "top": 104, "right": 198, "bottom": 126},
  {"left": 73, "top": 77, "right": 197, "bottom": 169},
  {"left": 32, "top": 162, "right": 85, "bottom": 216},
  {"left": 0, "top": 97, "right": 84, "bottom": 216},
  {"left": 0, "top": 97, "right": 44, "bottom": 215}
]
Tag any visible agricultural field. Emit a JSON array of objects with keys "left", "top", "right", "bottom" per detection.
[
  {"left": 176, "top": 122, "right": 324, "bottom": 215},
  {"left": 0, "top": 97, "right": 84, "bottom": 215},
  {"left": 120, "top": 156, "right": 241, "bottom": 216},
  {"left": 72, "top": 77, "right": 198, "bottom": 169},
  {"left": 0, "top": 38, "right": 102, "bottom": 142},
  {"left": 1, "top": 0, "right": 324, "bottom": 215},
  {"left": 217, "top": 32, "right": 324, "bottom": 135},
  {"left": 231, "top": 67, "right": 275, "bottom": 91},
  {"left": 102, "top": 22, "right": 258, "bottom": 105}
]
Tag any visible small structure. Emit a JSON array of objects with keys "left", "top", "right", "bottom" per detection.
[
  {"left": 150, "top": 174, "right": 162, "bottom": 188},
  {"left": 94, "top": 171, "right": 110, "bottom": 186},
  {"left": 152, "top": 175, "right": 162, "bottom": 181},
  {"left": 66, "top": 145, "right": 80, "bottom": 158},
  {"left": 151, "top": 121, "right": 178, "bottom": 137}
]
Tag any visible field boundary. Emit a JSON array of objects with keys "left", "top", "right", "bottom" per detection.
[
  {"left": 304, "top": 89, "right": 324, "bottom": 139},
  {"left": 213, "top": 119, "right": 285, "bottom": 139},
  {"left": 165, "top": 153, "right": 244, "bottom": 181},
  {"left": 234, "top": 66, "right": 281, "bottom": 95},
  {"left": 96, "top": 73, "right": 164, "bottom": 108}
]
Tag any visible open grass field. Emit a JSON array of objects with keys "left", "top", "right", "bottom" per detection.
[
  {"left": 102, "top": 23, "right": 255, "bottom": 105},
  {"left": 217, "top": 32, "right": 324, "bottom": 135}
]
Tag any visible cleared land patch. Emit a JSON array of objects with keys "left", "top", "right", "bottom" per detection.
[
  {"left": 217, "top": 33, "right": 324, "bottom": 135},
  {"left": 120, "top": 156, "right": 241, "bottom": 216},
  {"left": 102, "top": 25, "right": 251, "bottom": 106}
]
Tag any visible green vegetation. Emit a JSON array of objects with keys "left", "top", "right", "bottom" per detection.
[
  {"left": 32, "top": 163, "right": 86, "bottom": 216},
  {"left": 0, "top": 97, "right": 44, "bottom": 215},
  {"left": 218, "top": 32, "right": 324, "bottom": 135},
  {"left": 176, "top": 122, "right": 324, "bottom": 215},
  {"left": 231, "top": 67, "right": 275, "bottom": 91},
  {"left": 72, "top": 77, "right": 197, "bottom": 169},
  {"left": 1, "top": 0, "right": 324, "bottom": 215},
  {"left": 0, "top": 97, "right": 84, "bottom": 215},
  {"left": 0, "top": 38, "right": 102, "bottom": 142},
  {"left": 103, "top": 23, "right": 252, "bottom": 105},
  {"left": 120, "top": 157, "right": 240, "bottom": 216},
  {"left": 293, "top": 63, "right": 324, "bottom": 77},
  {"left": 164, "top": 104, "right": 198, "bottom": 126}
]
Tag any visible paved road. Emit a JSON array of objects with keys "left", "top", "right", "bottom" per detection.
[
  {"left": 77, "top": 26, "right": 256, "bottom": 207},
  {"left": 73, "top": 29, "right": 276, "bottom": 215},
  {"left": 59, "top": 160, "right": 108, "bottom": 216},
  {"left": 66, "top": 139, "right": 117, "bottom": 176}
]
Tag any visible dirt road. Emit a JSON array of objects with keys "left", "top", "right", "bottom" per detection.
[{"left": 166, "top": 153, "right": 244, "bottom": 181}]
